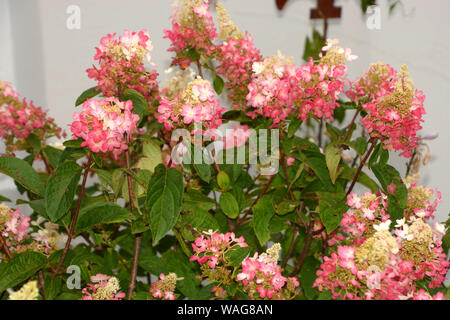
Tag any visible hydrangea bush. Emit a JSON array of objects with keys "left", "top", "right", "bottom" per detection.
[{"left": 0, "top": 0, "right": 448, "bottom": 300}]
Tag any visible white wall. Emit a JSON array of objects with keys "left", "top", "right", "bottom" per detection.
[{"left": 1, "top": 0, "right": 450, "bottom": 225}]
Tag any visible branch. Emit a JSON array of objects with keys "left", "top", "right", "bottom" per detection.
[
  {"left": 346, "top": 141, "right": 376, "bottom": 196},
  {"left": 125, "top": 134, "right": 142, "bottom": 300},
  {"left": 341, "top": 110, "right": 360, "bottom": 144},
  {"left": 235, "top": 174, "right": 275, "bottom": 226},
  {"left": 290, "top": 220, "right": 314, "bottom": 277},
  {"left": 38, "top": 270, "right": 46, "bottom": 300},
  {"left": 52, "top": 154, "right": 93, "bottom": 278},
  {"left": 0, "top": 233, "right": 12, "bottom": 260},
  {"left": 40, "top": 150, "right": 53, "bottom": 175}
]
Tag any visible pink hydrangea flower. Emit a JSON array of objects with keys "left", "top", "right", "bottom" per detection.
[
  {"left": 0, "top": 81, "right": 61, "bottom": 153},
  {"left": 70, "top": 98, "right": 139, "bottom": 159},
  {"left": 87, "top": 30, "right": 159, "bottom": 103}
]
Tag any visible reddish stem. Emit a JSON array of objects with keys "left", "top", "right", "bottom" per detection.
[
  {"left": 125, "top": 134, "right": 142, "bottom": 300},
  {"left": 52, "top": 154, "right": 93, "bottom": 278},
  {"left": 235, "top": 174, "right": 275, "bottom": 226},
  {"left": 346, "top": 141, "right": 376, "bottom": 196},
  {"left": 0, "top": 233, "right": 12, "bottom": 260}
]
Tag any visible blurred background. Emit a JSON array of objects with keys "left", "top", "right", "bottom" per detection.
[{"left": 0, "top": 0, "right": 449, "bottom": 225}]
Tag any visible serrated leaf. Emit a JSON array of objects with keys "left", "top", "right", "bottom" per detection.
[
  {"left": 75, "top": 87, "right": 101, "bottom": 106},
  {"left": 182, "top": 189, "right": 216, "bottom": 212},
  {"left": 120, "top": 88, "right": 149, "bottom": 125},
  {"left": 325, "top": 144, "right": 341, "bottom": 184},
  {"left": 0, "top": 195, "right": 11, "bottom": 202},
  {"left": 0, "top": 251, "right": 47, "bottom": 293},
  {"left": 319, "top": 197, "right": 348, "bottom": 234},
  {"left": 42, "top": 146, "right": 63, "bottom": 169},
  {"left": 217, "top": 171, "right": 230, "bottom": 190},
  {"left": 75, "top": 202, "right": 130, "bottom": 232},
  {"left": 300, "top": 256, "right": 320, "bottom": 300},
  {"left": 300, "top": 151, "right": 335, "bottom": 191},
  {"left": 288, "top": 117, "right": 302, "bottom": 138},
  {"left": 225, "top": 246, "right": 251, "bottom": 267},
  {"left": 183, "top": 208, "right": 220, "bottom": 233},
  {"left": 219, "top": 192, "right": 239, "bottom": 219},
  {"left": 349, "top": 137, "right": 368, "bottom": 156},
  {"left": 45, "top": 161, "right": 82, "bottom": 222},
  {"left": 194, "top": 163, "right": 211, "bottom": 183},
  {"left": 253, "top": 196, "right": 275, "bottom": 245},
  {"left": 146, "top": 164, "right": 184, "bottom": 244},
  {"left": 213, "top": 75, "right": 224, "bottom": 94},
  {"left": 0, "top": 156, "right": 45, "bottom": 196}
]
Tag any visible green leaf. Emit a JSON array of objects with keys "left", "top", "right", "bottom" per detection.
[
  {"left": 75, "top": 202, "right": 130, "bottom": 231},
  {"left": 253, "top": 196, "right": 275, "bottom": 245},
  {"left": 120, "top": 88, "right": 149, "bottom": 125},
  {"left": 0, "top": 251, "right": 47, "bottom": 293},
  {"left": 75, "top": 87, "right": 101, "bottom": 106},
  {"left": 194, "top": 163, "right": 211, "bottom": 183},
  {"left": 0, "top": 195, "right": 11, "bottom": 203},
  {"left": 26, "top": 133, "right": 41, "bottom": 153},
  {"left": 63, "top": 139, "right": 83, "bottom": 149},
  {"left": 300, "top": 256, "right": 320, "bottom": 300},
  {"left": 319, "top": 196, "right": 348, "bottom": 234},
  {"left": 42, "top": 146, "right": 63, "bottom": 169},
  {"left": 217, "top": 171, "right": 230, "bottom": 190},
  {"left": 274, "top": 199, "right": 300, "bottom": 215},
  {"left": 186, "top": 48, "right": 200, "bottom": 61},
  {"left": 302, "top": 28, "right": 324, "bottom": 61},
  {"left": 219, "top": 192, "right": 239, "bottom": 219},
  {"left": 135, "top": 139, "right": 162, "bottom": 173},
  {"left": 45, "top": 161, "right": 82, "bottom": 222},
  {"left": 0, "top": 156, "right": 45, "bottom": 196},
  {"left": 182, "top": 189, "right": 216, "bottom": 212},
  {"left": 300, "top": 151, "right": 335, "bottom": 191},
  {"left": 339, "top": 166, "right": 380, "bottom": 192},
  {"left": 146, "top": 164, "right": 184, "bottom": 244},
  {"left": 213, "top": 75, "right": 225, "bottom": 95},
  {"left": 44, "top": 277, "right": 62, "bottom": 300},
  {"left": 349, "top": 137, "right": 368, "bottom": 156},
  {"left": 225, "top": 246, "right": 251, "bottom": 267},
  {"left": 288, "top": 117, "right": 302, "bottom": 138},
  {"left": 183, "top": 209, "right": 220, "bottom": 232},
  {"left": 325, "top": 144, "right": 341, "bottom": 184}
]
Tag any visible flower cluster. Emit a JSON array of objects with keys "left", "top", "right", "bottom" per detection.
[
  {"left": 190, "top": 230, "right": 247, "bottom": 292},
  {"left": 149, "top": 273, "right": 180, "bottom": 300},
  {"left": 0, "top": 203, "right": 65, "bottom": 256},
  {"left": 246, "top": 40, "right": 353, "bottom": 124},
  {"left": 81, "top": 274, "right": 125, "bottom": 300},
  {"left": 0, "top": 203, "right": 30, "bottom": 249},
  {"left": 236, "top": 243, "right": 299, "bottom": 300},
  {"left": 0, "top": 81, "right": 61, "bottom": 153},
  {"left": 157, "top": 77, "right": 225, "bottom": 133},
  {"left": 164, "top": 0, "right": 217, "bottom": 69},
  {"left": 217, "top": 34, "right": 262, "bottom": 109},
  {"left": 70, "top": 98, "right": 139, "bottom": 159},
  {"left": 30, "top": 217, "right": 66, "bottom": 253},
  {"left": 215, "top": 3, "right": 262, "bottom": 109},
  {"left": 8, "top": 281, "right": 39, "bottom": 300},
  {"left": 404, "top": 179, "right": 441, "bottom": 221},
  {"left": 190, "top": 230, "right": 248, "bottom": 268},
  {"left": 313, "top": 190, "right": 449, "bottom": 300},
  {"left": 349, "top": 63, "right": 425, "bottom": 157},
  {"left": 86, "top": 30, "right": 159, "bottom": 102}
]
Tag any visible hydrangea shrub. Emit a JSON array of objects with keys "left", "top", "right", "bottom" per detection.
[{"left": 0, "top": 0, "right": 448, "bottom": 300}]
